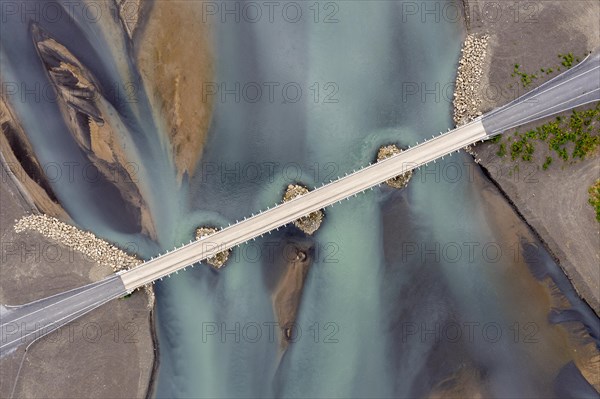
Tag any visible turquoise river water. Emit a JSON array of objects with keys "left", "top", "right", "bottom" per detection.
[{"left": 1, "top": 1, "right": 598, "bottom": 398}]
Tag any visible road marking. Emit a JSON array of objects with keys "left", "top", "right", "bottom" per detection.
[{"left": 1, "top": 278, "right": 121, "bottom": 325}]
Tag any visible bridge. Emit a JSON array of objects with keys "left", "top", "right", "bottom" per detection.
[{"left": 1, "top": 52, "right": 599, "bottom": 357}]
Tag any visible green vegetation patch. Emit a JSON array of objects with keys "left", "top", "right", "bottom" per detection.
[
  {"left": 491, "top": 103, "right": 600, "bottom": 168},
  {"left": 558, "top": 53, "right": 581, "bottom": 68},
  {"left": 511, "top": 52, "right": 588, "bottom": 88},
  {"left": 589, "top": 179, "right": 600, "bottom": 223},
  {"left": 496, "top": 143, "right": 506, "bottom": 157},
  {"left": 512, "top": 64, "right": 537, "bottom": 88},
  {"left": 542, "top": 156, "right": 553, "bottom": 170}
]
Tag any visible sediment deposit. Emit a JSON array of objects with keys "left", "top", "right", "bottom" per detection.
[
  {"left": 31, "top": 23, "right": 157, "bottom": 238},
  {"left": 0, "top": 96, "right": 68, "bottom": 219},
  {"left": 134, "top": 1, "right": 214, "bottom": 181},
  {"left": 272, "top": 242, "right": 312, "bottom": 349}
]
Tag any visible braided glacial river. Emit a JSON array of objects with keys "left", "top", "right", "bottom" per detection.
[{"left": 1, "top": 0, "right": 598, "bottom": 397}]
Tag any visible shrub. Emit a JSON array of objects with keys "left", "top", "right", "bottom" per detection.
[
  {"left": 588, "top": 180, "right": 600, "bottom": 223},
  {"left": 495, "top": 103, "right": 599, "bottom": 167},
  {"left": 542, "top": 157, "right": 552, "bottom": 170},
  {"left": 559, "top": 53, "right": 575, "bottom": 68},
  {"left": 496, "top": 143, "right": 506, "bottom": 157},
  {"left": 490, "top": 135, "right": 502, "bottom": 144}
]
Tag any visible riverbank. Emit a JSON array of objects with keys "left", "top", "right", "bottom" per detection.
[
  {"left": 0, "top": 161, "right": 155, "bottom": 398},
  {"left": 456, "top": 0, "right": 600, "bottom": 315}
]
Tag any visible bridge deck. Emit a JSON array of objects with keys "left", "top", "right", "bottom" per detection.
[{"left": 118, "top": 119, "right": 488, "bottom": 290}]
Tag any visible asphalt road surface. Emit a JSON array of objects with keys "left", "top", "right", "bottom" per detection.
[
  {"left": 483, "top": 51, "right": 600, "bottom": 135},
  {"left": 1, "top": 276, "right": 125, "bottom": 356}
]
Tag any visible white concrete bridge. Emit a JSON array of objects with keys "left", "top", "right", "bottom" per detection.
[{"left": 1, "top": 51, "right": 599, "bottom": 357}]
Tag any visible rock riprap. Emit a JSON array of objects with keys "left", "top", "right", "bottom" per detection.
[
  {"left": 15, "top": 214, "right": 142, "bottom": 271},
  {"left": 376, "top": 145, "right": 413, "bottom": 189},
  {"left": 453, "top": 34, "right": 489, "bottom": 126},
  {"left": 195, "top": 227, "right": 231, "bottom": 268},
  {"left": 282, "top": 184, "right": 324, "bottom": 235}
]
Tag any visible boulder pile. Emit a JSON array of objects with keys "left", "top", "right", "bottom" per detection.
[
  {"left": 14, "top": 214, "right": 142, "bottom": 271},
  {"left": 282, "top": 184, "right": 324, "bottom": 235},
  {"left": 453, "top": 34, "right": 489, "bottom": 126},
  {"left": 376, "top": 145, "right": 413, "bottom": 189}
]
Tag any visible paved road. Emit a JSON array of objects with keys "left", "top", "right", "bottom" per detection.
[
  {"left": 0, "top": 276, "right": 125, "bottom": 357},
  {"left": 483, "top": 51, "right": 600, "bottom": 135},
  {"left": 1, "top": 52, "right": 599, "bottom": 357}
]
